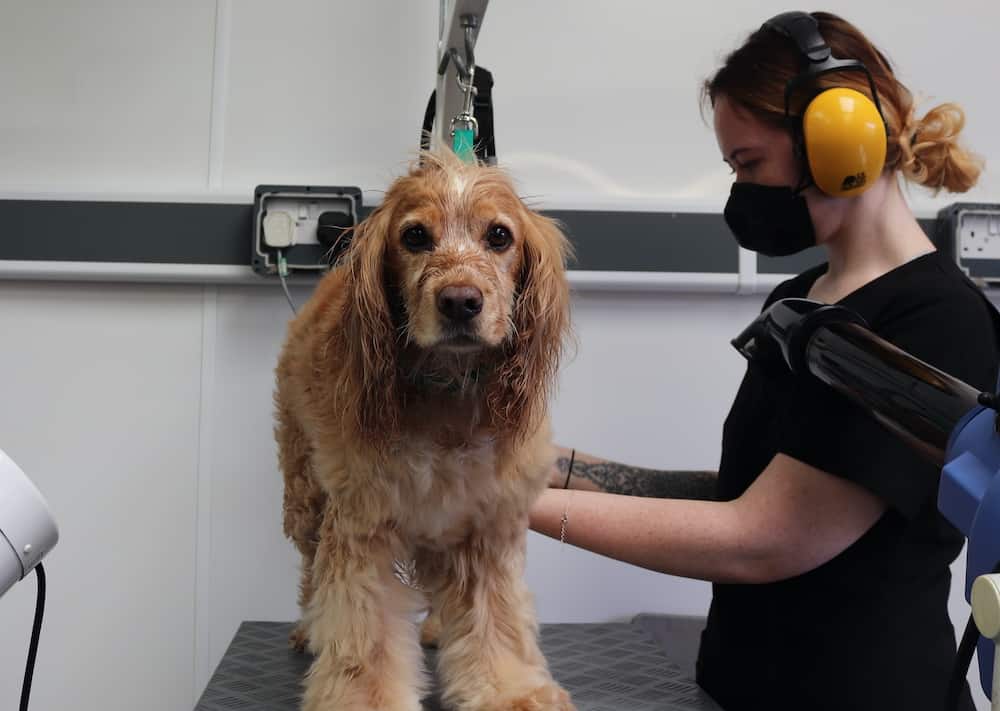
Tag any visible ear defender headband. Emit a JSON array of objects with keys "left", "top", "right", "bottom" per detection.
[{"left": 762, "top": 11, "right": 889, "bottom": 197}]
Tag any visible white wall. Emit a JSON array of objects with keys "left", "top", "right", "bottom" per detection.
[
  {"left": 0, "top": 2, "right": 217, "bottom": 193},
  {"left": 0, "top": 282, "right": 204, "bottom": 711},
  {"left": 474, "top": 0, "right": 1000, "bottom": 214},
  {"left": 0, "top": 2, "right": 996, "bottom": 710}
]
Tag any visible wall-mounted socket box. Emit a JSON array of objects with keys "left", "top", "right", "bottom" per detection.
[
  {"left": 935, "top": 203, "right": 1000, "bottom": 285},
  {"left": 252, "top": 184, "right": 362, "bottom": 276}
]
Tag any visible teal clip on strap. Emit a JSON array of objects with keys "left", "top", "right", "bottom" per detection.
[{"left": 453, "top": 127, "right": 476, "bottom": 163}]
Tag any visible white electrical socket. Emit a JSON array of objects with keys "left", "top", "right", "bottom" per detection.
[
  {"left": 263, "top": 211, "right": 294, "bottom": 248},
  {"left": 263, "top": 199, "right": 324, "bottom": 246},
  {"left": 959, "top": 211, "right": 1000, "bottom": 260}
]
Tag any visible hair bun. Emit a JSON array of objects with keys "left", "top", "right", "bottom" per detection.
[{"left": 897, "top": 103, "right": 982, "bottom": 193}]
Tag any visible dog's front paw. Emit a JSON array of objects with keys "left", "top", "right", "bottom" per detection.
[
  {"left": 419, "top": 610, "right": 442, "bottom": 648},
  {"left": 302, "top": 647, "right": 425, "bottom": 711},
  {"left": 302, "top": 671, "right": 423, "bottom": 711},
  {"left": 288, "top": 623, "right": 309, "bottom": 653},
  {"left": 497, "top": 683, "right": 575, "bottom": 711}
]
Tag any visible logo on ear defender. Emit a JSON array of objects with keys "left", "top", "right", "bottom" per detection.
[{"left": 841, "top": 172, "right": 867, "bottom": 192}]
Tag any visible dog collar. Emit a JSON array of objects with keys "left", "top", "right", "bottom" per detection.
[{"left": 407, "top": 367, "right": 482, "bottom": 394}]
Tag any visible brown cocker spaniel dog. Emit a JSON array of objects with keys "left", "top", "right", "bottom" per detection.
[{"left": 274, "top": 151, "right": 575, "bottom": 711}]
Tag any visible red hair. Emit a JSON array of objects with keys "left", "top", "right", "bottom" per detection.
[{"left": 704, "top": 12, "right": 982, "bottom": 193}]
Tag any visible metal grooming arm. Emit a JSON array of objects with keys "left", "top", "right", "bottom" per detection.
[
  {"left": 733, "top": 297, "right": 1000, "bottom": 706},
  {"left": 431, "top": 0, "right": 489, "bottom": 157}
]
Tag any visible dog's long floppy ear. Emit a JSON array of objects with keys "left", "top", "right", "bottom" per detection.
[
  {"left": 488, "top": 211, "right": 573, "bottom": 441},
  {"left": 333, "top": 205, "right": 400, "bottom": 442}
]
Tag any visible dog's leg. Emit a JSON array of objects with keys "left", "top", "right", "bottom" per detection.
[
  {"left": 418, "top": 601, "right": 443, "bottom": 648},
  {"left": 287, "top": 492, "right": 323, "bottom": 653},
  {"left": 302, "top": 512, "right": 426, "bottom": 711},
  {"left": 433, "top": 531, "right": 575, "bottom": 711},
  {"left": 276, "top": 408, "right": 325, "bottom": 652},
  {"left": 415, "top": 549, "right": 451, "bottom": 649},
  {"left": 289, "top": 550, "right": 317, "bottom": 653}
]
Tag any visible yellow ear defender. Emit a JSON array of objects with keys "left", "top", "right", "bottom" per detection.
[{"left": 763, "top": 12, "right": 889, "bottom": 197}]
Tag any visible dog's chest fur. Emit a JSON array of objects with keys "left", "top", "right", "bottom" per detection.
[
  {"left": 392, "top": 434, "right": 510, "bottom": 547},
  {"left": 315, "top": 375, "right": 551, "bottom": 550}
]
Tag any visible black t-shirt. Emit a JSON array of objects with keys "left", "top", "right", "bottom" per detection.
[{"left": 695, "top": 251, "right": 999, "bottom": 711}]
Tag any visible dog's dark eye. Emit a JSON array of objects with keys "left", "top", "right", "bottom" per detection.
[
  {"left": 402, "top": 224, "right": 432, "bottom": 252},
  {"left": 486, "top": 224, "right": 513, "bottom": 251}
]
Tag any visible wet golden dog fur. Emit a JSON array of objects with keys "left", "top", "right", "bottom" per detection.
[{"left": 274, "top": 150, "right": 575, "bottom": 711}]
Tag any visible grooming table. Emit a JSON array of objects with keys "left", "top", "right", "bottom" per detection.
[{"left": 195, "top": 620, "right": 722, "bottom": 711}]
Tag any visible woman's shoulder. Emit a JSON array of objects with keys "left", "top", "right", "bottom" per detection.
[
  {"left": 759, "top": 251, "right": 997, "bottom": 339},
  {"left": 761, "top": 263, "right": 828, "bottom": 310},
  {"left": 866, "top": 251, "right": 993, "bottom": 328},
  {"left": 863, "top": 252, "right": 1000, "bottom": 389}
]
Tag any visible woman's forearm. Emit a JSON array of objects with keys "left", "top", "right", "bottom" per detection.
[
  {"left": 529, "top": 488, "right": 755, "bottom": 583},
  {"left": 552, "top": 446, "right": 718, "bottom": 499}
]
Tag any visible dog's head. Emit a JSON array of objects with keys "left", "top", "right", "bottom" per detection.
[{"left": 336, "top": 151, "right": 572, "bottom": 443}]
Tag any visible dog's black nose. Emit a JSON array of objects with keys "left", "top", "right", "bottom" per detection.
[{"left": 437, "top": 285, "right": 483, "bottom": 322}]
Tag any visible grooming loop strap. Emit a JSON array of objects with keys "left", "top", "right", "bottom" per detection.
[{"left": 448, "top": 14, "right": 480, "bottom": 162}]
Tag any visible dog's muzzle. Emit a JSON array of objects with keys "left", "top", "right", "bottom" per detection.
[{"left": 437, "top": 285, "right": 483, "bottom": 323}]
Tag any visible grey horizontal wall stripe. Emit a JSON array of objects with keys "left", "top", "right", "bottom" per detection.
[
  {"left": 546, "top": 210, "right": 737, "bottom": 273},
  {"left": 0, "top": 200, "right": 739, "bottom": 273},
  {"left": 0, "top": 200, "right": 252, "bottom": 265},
  {"left": 0, "top": 200, "right": 944, "bottom": 275}
]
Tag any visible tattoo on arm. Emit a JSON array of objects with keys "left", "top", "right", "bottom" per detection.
[{"left": 556, "top": 457, "right": 718, "bottom": 500}]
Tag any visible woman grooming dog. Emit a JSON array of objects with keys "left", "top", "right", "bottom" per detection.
[{"left": 530, "top": 11, "right": 998, "bottom": 711}]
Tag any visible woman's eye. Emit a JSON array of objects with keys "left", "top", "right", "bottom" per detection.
[
  {"left": 402, "top": 224, "right": 432, "bottom": 251},
  {"left": 486, "top": 224, "right": 513, "bottom": 251}
]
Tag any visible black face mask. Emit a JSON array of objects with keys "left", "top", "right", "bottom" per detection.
[{"left": 723, "top": 182, "right": 816, "bottom": 257}]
